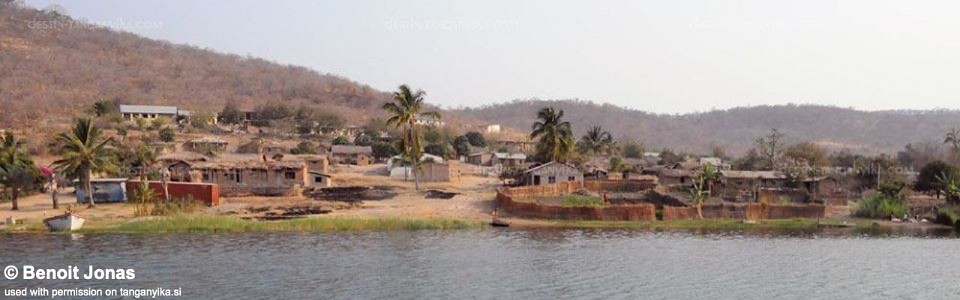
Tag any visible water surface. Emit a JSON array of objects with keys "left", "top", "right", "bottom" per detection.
[{"left": 1, "top": 228, "right": 958, "bottom": 299}]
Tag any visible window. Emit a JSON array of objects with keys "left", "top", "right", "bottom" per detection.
[
  {"left": 224, "top": 169, "right": 242, "bottom": 183},
  {"left": 202, "top": 172, "right": 210, "bottom": 182},
  {"left": 314, "top": 176, "right": 324, "bottom": 183},
  {"left": 548, "top": 176, "right": 556, "bottom": 184},
  {"left": 568, "top": 176, "right": 576, "bottom": 182},
  {"left": 533, "top": 175, "right": 541, "bottom": 185},
  {"left": 285, "top": 171, "right": 296, "bottom": 180}
]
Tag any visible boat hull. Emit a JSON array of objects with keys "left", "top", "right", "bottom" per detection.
[{"left": 43, "top": 214, "right": 85, "bottom": 231}]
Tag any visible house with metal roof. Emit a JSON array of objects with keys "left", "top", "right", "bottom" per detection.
[
  {"left": 522, "top": 161, "right": 583, "bottom": 186},
  {"left": 119, "top": 104, "right": 186, "bottom": 121}
]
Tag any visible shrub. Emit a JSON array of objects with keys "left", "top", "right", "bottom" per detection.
[
  {"left": 152, "top": 195, "right": 204, "bottom": 216},
  {"left": 158, "top": 127, "right": 176, "bottom": 142},
  {"left": 852, "top": 196, "right": 908, "bottom": 219},
  {"left": 935, "top": 206, "right": 960, "bottom": 229},
  {"left": 561, "top": 195, "right": 604, "bottom": 207}
]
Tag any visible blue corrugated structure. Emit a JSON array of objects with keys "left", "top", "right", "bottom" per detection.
[{"left": 74, "top": 178, "right": 128, "bottom": 204}]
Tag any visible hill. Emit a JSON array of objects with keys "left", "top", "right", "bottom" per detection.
[
  {"left": 0, "top": 2, "right": 399, "bottom": 129},
  {"left": 455, "top": 99, "right": 960, "bottom": 155}
]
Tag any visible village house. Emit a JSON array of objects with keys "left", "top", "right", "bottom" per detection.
[
  {"left": 466, "top": 152, "right": 494, "bottom": 166},
  {"left": 188, "top": 160, "right": 310, "bottom": 197},
  {"left": 658, "top": 169, "right": 695, "bottom": 187},
  {"left": 308, "top": 171, "right": 333, "bottom": 188},
  {"left": 414, "top": 114, "right": 445, "bottom": 127},
  {"left": 416, "top": 160, "right": 461, "bottom": 182},
  {"left": 119, "top": 104, "right": 188, "bottom": 121},
  {"left": 522, "top": 161, "right": 584, "bottom": 186},
  {"left": 387, "top": 153, "right": 443, "bottom": 177},
  {"left": 237, "top": 139, "right": 287, "bottom": 155},
  {"left": 481, "top": 124, "right": 501, "bottom": 133},
  {"left": 716, "top": 170, "right": 832, "bottom": 203},
  {"left": 466, "top": 151, "right": 526, "bottom": 167},
  {"left": 185, "top": 137, "right": 228, "bottom": 153},
  {"left": 330, "top": 145, "right": 374, "bottom": 165},
  {"left": 499, "top": 140, "right": 537, "bottom": 153},
  {"left": 158, "top": 152, "right": 210, "bottom": 182}
]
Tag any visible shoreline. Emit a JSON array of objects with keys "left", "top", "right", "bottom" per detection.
[{"left": 2, "top": 214, "right": 953, "bottom": 234}]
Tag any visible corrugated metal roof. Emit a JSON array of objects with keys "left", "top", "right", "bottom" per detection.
[
  {"left": 721, "top": 170, "right": 786, "bottom": 179},
  {"left": 119, "top": 104, "right": 178, "bottom": 115},
  {"left": 493, "top": 152, "right": 526, "bottom": 160},
  {"left": 331, "top": 145, "right": 373, "bottom": 155}
]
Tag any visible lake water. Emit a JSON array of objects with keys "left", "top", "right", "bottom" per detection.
[{"left": 2, "top": 228, "right": 960, "bottom": 299}]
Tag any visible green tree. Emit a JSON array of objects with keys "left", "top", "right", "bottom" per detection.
[
  {"left": 783, "top": 142, "right": 829, "bottom": 167},
  {"left": 383, "top": 84, "right": 440, "bottom": 190},
  {"left": 158, "top": 127, "right": 176, "bottom": 142},
  {"left": 424, "top": 143, "right": 449, "bottom": 158},
  {"left": 220, "top": 100, "right": 244, "bottom": 124},
  {"left": 916, "top": 161, "right": 955, "bottom": 198},
  {"left": 332, "top": 136, "right": 350, "bottom": 145},
  {"left": 464, "top": 131, "right": 486, "bottom": 147},
  {"left": 578, "top": 125, "right": 613, "bottom": 155},
  {"left": 291, "top": 141, "right": 317, "bottom": 155},
  {"left": 372, "top": 142, "right": 400, "bottom": 160},
  {"left": 53, "top": 118, "right": 117, "bottom": 208},
  {"left": 531, "top": 107, "right": 574, "bottom": 163},
  {"left": 688, "top": 163, "right": 719, "bottom": 219},
  {"left": 133, "top": 117, "right": 147, "bottom": 131},
  {"left": 0, "top": 132, "right": 37, "bottom": 211},
  {"left": 91, "top": 99, "right": 117, "bottom": 116},
  {"left": 622, "top": 140, "right": 643, "bottom": 159},
  {"left": 453, "top": 135, "right": 470, "bottom": 157}
]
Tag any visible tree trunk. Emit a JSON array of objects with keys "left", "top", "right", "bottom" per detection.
[
  {"left": 697, "top": 203, "right": 704, "bottom": 219},
  {"left": 11, "top": 186, "right": 19, "bottom": 211},
  {"left": 85, "top": 172, "right": 96, "bottom": 208},
  {"left": 51, "top": 186, "right": 59, "bottom": 209}
]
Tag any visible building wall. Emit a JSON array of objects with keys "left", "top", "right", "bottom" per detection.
[
  {"left": 467, "top": 153, "right": 493, "bottom": 166},
  {"left": 417, "top": 160, "right": 460, "bottom": 182},
  {"left": 331, "top": 153, "right": 372, "bottom": 166},
  {"left": 496, "top": 182, "right": 656, "bottom": 221},
  {"left": 196, "top": 166, "right": 308, "bottom": 197},
  {"left": 524, "top": 164, "right": 583, "bottom": 186}
]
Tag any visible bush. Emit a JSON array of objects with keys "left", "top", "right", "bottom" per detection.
[
  {"left": 152, "top": 195, "right": 205, "bottom": 216},
  {"left": 561, "top": 195, "right": 604, "bottom": 207},
  {"left": 852, "top": 196, "right": 908, "bottom": 219},
  {"left": 158, "top": 127, "right": 176, "bottom": 142},
  {"left": 935, "top": 206, "right": 960, "bottom": 229}
]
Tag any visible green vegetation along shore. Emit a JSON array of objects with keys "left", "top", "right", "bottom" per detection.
[{"left": 2, "top": 214, "right": 917, "bottom": 234}]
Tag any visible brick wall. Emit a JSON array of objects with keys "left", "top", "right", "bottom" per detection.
[
  {"left": 497, "top": 182, "right": 656, "bottom": 221},
  {"left": 584, "top": 179, "right": 657, "bottom": 192},
  {"left": 662, "top": 203, "right": 824, "bottom": 221}
]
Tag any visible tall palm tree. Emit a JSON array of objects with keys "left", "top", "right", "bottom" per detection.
[
  {"left": 578, "top": 125, "right": 613, "bottom": 155},
  {"left": 383, "top": 84, "right": 440, "bottom": 191},
  {"left": 53, "top": 118, "right": 116, "bottom": 208},
  {"left": 0, "top": 132, "right": 36, "bottom": 211},
  {"left": 531, "top": 107, "right": 574, "bottom": 163}
]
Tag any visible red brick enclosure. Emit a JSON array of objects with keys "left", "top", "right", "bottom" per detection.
[
  {"left": 127, "top": 180, "right": 220, "bottom": 207},
  {"left": 497, "top": 182, "right": 656, "bottom": 221},
  {"left": 662, "top": 203, "right": 825, "bottom": 221},
  {"left": 583, "top": 179, "right": 657, "bottom": 193}
]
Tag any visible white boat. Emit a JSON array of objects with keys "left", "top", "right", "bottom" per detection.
[{"left": 43, "top": 213, "right": 85, "bottom": 231}]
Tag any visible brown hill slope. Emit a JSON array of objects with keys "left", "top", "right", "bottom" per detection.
[
  {"left": 0, "top": 3, "right": 392, "bottom": 129},
  {"left": 456, "top": 99, "right": 960, "bottom": 155}
]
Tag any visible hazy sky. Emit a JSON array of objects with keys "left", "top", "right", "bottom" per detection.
[{"left": 24, "top": 0, "right": 960, "bottom": 113}]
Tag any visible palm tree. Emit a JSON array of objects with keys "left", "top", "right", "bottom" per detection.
[
  {"left": 531, "top": 107, "right": 574, "bottom": 163},
  {"left": 578, "top": 125, "right": 613, "bottom": 155},
  {"left": 383, "top": 85, "right": 440, "bottom": 191},
  {"left": 0, "top": 132, "right": 36, "bottom": 211},
  {"left": 53, "top": 118, "right": 116, "bottom": 208},
  {"left": 946, "top": 128, "right": 960, "bottom": 154}
]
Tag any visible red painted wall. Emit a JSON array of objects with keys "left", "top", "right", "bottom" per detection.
[{"left": 126, "top": 180, "right": 220, "bottom": 207}]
